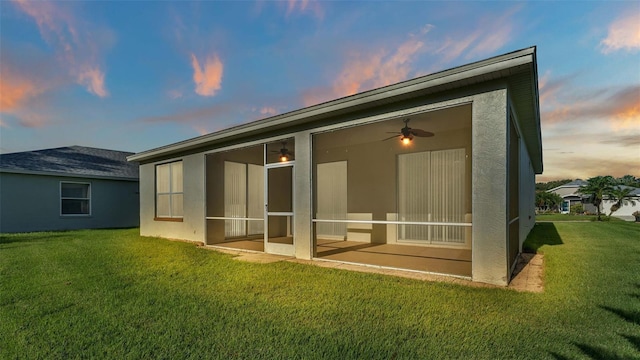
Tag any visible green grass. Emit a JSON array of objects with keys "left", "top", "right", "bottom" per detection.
[
  {"left": 534, "top": 213, "right": 626, "bottom": 222},
  {"left": 1, "top": 224, "right": 639, "bottom": 359}
]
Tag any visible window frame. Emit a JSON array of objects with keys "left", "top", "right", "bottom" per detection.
[
  {"left": 155, "top": 160, "right": 184, "bottom": 221},
  {"left": 60, "top": 181, "right": 92, "bottom": 217}
]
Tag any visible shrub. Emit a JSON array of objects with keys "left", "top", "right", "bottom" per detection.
[{"left": 570, "top": 204, "right": 584, "bottom": 215}]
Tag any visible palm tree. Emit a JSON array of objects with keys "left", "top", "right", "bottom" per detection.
[
  {"left": 617, "top": 175, "right": 640, "bottom": 187},
  {"left": 536, "top": 191, "right": 562, "bottom": 212},
  {"left": 578, "top": 176, "right": 615, "bottom": 221},
  {"left": 607, "top": 186, "right": 637, "bottom": 217}
]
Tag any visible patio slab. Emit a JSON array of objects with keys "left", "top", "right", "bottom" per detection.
[{"left": 204, "top": 245, "right": 544, "bottom": 292}]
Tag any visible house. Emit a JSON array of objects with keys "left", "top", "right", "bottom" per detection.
[
  {"left": 547, "top": 179, "right": 591, "bottom": 214},
  {"left": 602, "top": 185, "right": 640, "bottom": 220},
  {"left": 128, "top": 47, "right": 542, "bottom": 286},
  {"left": 548, "top": 180, "right": 640, "bottom": 218},
  {"left": 0, "top": 146, "right": 139, "bottom": 233}
]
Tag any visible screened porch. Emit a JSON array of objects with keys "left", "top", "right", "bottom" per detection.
[{"left": 312, "top": 104, "right": 473, "bottom": 276}]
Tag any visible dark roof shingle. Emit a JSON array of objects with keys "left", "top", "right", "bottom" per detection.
[{"left": 0, "top": 146, "right": 139, "bottom": 180}]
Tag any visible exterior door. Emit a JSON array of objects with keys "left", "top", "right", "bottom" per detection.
[{"left": 264, "top": 162, "right": 295, "bottom": 256}]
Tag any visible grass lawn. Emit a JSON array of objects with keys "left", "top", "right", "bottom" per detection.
[
  {"left": 1, "top": 223, "right": 639, "bottom": 359},
  {"left": 535, "top": 213, "right": 606, "bottom": 222}
]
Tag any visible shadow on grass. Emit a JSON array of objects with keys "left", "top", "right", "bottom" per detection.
[
  {"left": 621, "top": 334, "right": 640, "bottom": 352},
  {"left": 0, "top": 233, "right": 69, "bottom": 245},
  {"left": 600, "top": 305, "right": 640, "bottom": 326},
  {"left": 574, "top": 343, "right": 630, "bottom": 360},
  {"left": 523, "top": 222, "right": 563, "bottom": 253}
]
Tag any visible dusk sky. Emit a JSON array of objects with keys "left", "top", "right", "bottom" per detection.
[{"left": 1, "top": 0, "right": 638, "bottom": 181}]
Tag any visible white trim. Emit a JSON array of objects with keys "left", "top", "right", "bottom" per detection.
[
  {"left": 206, "top": 217, "right": 264, "bottom": 221},
  {"left": 312, "top": 219, "right": 472, "bottom": 227}
]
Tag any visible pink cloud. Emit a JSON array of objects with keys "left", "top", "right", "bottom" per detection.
[
  {"left": 600, "top": 11, "right": 640, "bottom": 54},
  {"left": 434, "top": 6, "right": 519, "bottom": 63},
  {"left": 190, "top": 53, "right": 224, "bottom": 97},
  {"left": 333, "top": 37, "right": 425, "bottom": 98},
  {"left": 259, "top": 107, "right": 278, "bottom": 116},
  {"left": 542, "top": 84, "right": 640, "bottom": 130},
  {"left": 11, "top": 0, "right": 112, "bottom": 98},
  {"left": 301, "top": 86, "right": 335, "bottom": 107},
  {"left": 77, "top": 67, "right": 108, "bottom": 98},
  {"left": 0, "top": 67, "right": 42, "bottom": 112}
]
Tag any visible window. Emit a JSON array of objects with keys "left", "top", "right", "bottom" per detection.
[
  {"left": 398, "top": 148, "right": 467, "bottom": 244},
  {"left": 156, "top": 161, "right": 183, "bottom": 219},
  {"left": 61, "top": 182, "right": 91, "bottom": 216}
]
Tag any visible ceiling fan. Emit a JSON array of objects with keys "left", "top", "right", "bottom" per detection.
[
  {"left": 271, "top": 141, "right": 294, "bottom": 162},
  {"left": 383, "top": 118, "right": 434, "bottom": 145}
]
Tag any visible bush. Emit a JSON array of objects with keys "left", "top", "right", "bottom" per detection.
[{"left": 570, "top": 204, "right": 584, "bottom": 215}]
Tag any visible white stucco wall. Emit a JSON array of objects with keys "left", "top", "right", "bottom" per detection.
[
  {"left": 602, "top": 198, "right": 640, "bottom": 217},
  {"left": 139, "top": 153, "right": 205, "bottom": 242}
]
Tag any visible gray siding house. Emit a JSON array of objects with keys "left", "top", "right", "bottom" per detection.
[
  {"left": 129, "top": 47, "right": 543, "bottom": 286},
  {"left": 0, "top": 146, "right": 139, "bottom": 233}
]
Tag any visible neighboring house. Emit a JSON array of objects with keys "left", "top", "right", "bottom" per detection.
[
  {"left": 548, "top": 180, "right": 640, "bottom": 218},
  {"left": 128, "top": 47, "right": 542, "bottom": 286},
  {"left": 602, "top": 186, "right": 640, "bottom": 220},
  {"left": 0, "top": 146, "right": 139, "bottom": 233},
  {"left": 547, "top": 179, "right": 591, "bottom": 214}
]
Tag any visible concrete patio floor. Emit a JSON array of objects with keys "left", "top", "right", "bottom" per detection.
[{"left": 206, "top": 245, "right": 544, "bottom": 292}]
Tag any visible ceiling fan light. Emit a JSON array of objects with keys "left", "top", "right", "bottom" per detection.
[
  {"left": 401, "top": 136, "right": 412, "bottom": 145},
  {"left": 280, "top": 155, "right": 289, "bottom": 162}
]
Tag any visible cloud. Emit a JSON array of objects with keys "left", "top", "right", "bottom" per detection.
[
  {"left": 11, "top": 0, "right": 112, "bottom": 97},
  {"left": 599, "top": 133, "right": 640, "bottom": 147},
  {"left": 167, "top": 89, "right": 184, "bottom": 100},
  {"left": 0, "top": 58, "right": 57, "bottom": 128},
  {"left": 538, "top": 154, "right": 640, "bottom": 182},
  {"left": 434, "top": 5, "right": 520, "bottom": 63},
  {"left": 190, "top": 53, "right": 224, "bottom": 97},
  {"left": 259, "top": 107, "right": 278, "bottom": 116},
  {"left": 600, "top": 11, "right": 640, "bottom": 54},
  {"left": 0, "top": 68, "right": 42, "bottom": 112},
  {"left": 285, "top": 0, "right": 324, "bottom": 20},
  {"left": 331, "top": 31, "right": 427, "bottom": 99},
  {"left": 77, "top": 67, "right": 108, "bottom": 97},
  {"left": 542, "top": 84, "right": 640, "bottom": 130}
]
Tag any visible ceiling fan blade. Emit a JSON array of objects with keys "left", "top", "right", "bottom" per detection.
[
  {"left": 411, "top": 129, "right": 434, "bottom": 137},
  {"left": 382, "top": 135, "right": 400, "bottom": 141}
]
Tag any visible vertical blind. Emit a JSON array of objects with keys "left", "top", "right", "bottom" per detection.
[
  {"left": 398, "top": 148, "right": 466, "bottom": 244},
  {"left": 224, "top": 161, "right": 264, "bottom": 238},
  {"left": 316, "top": 161, "right": 348, "bottom": 238},
  {"left": 247, "top": 164, "right": 265, "bottom": 235},
  {"left": 156, "top": 161, "right": 183, "bottom": 218}
]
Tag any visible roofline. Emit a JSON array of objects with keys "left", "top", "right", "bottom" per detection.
[
  {"left": 129, "top": 46, "right": 537, "bottom": 163},
  {"left": 0, "top": 169, "right": 139, "bottom": 182},
  {"left": 0, "top": 145, "right": 135, "bottom": 156}
]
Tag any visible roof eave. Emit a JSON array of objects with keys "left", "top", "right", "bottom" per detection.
[{"left": 0, "top": 168, "right": 139, "bottom": 181}]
